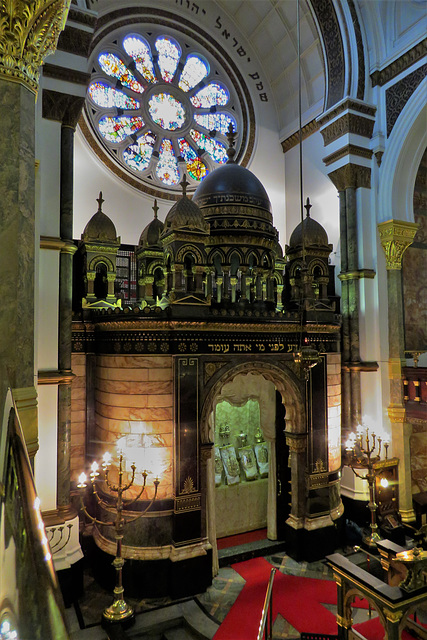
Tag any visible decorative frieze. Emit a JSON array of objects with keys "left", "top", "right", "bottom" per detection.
[
  {"left": 371, "top": 39, "right": 427, "bottom": 87},
  {"left": 0, "top": 0, "right": 71, "bottom": 94},
  {"left": 42, "top": 89, "right": 85, "bottom": 128},
  {"left": 323, "top": 144, "right": 373, "bottom": 167},
  {"left": 386, "top": 64, "right": 427, "bottom": 137},
  {"left": 280, "top": 119, "right": 320, "bottom": 153},
  {"left": 378, "top": 219, "right": 419, "bottom": 270},
  {"left": 320, "top": 113, "right": 375, "bottom": 146}
]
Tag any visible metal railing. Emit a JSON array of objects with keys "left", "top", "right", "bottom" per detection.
[
  {"left": 0, "top": 390, "right": 70, "bottom": 640},
  {"left": 256, "top": 567, "right": 276, "bottom": 640}
]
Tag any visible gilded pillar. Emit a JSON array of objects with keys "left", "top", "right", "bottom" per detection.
[
  {"left": 378, "top": 219, "right": 418, "bottom": 522},
  {"left": 0, "top": 0, "right": 71, "bottom": 430}
]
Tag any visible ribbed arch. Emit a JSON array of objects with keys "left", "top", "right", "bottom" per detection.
[{"left": 88, "top": 255, "right": 115, "bottom": 272}]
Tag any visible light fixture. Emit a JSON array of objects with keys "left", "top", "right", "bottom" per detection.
[
  {"left": 78, "top": 449, "right": 160, "bottom": 625},
  {"left": 344, "top": 424, "right": 389, "bottom": 547}
]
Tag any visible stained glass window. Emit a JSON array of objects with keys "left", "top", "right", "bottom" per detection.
[
  {"left": 156, "top": 139, "right": 180, "bottom": 185},
  {"left": 178, "top": 138, "right": 208, "bottom": 181},
  {"left": 123, "top": 35, "right": 157, "bottom": 84},
  {"left": 190, "top": 83, "right": 229, "bottom": 108},
  {"left": 123, "top": 132, "right": 156, "bottom": 172},
  {"left": 193, "top": 113, "right": 236, "bottom": 135},
  {"left": 190, "top": 129, "right": 227, "bottom": 164},
  {"left": 87, "top": 31, "right": 242, "bottom": 191},
  {"left": 98, "top": 53, "right": 144, "bottom": 93},
  {"left": 98, "top": 116, "right": 145, "bottom": 143},
  {"left": 88, "top": 83, "right": 140, "bottom": 109},
  {"left": 155, "top": 37, "right": 180, "bottom": 83},
  {"left": 148, "top": 93, "right": 186, "bottom": 131},
  {"left": 178, "top": 55, "right": 209, "bottom": 92}
]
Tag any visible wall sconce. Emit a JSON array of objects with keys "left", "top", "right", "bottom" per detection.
[{"left": 78, "top": 450, "right": 159, "bottom": 626}]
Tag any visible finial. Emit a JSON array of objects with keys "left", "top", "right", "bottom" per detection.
[
  {"left": 180, "top": 173, "right": 189, "bottom": 197},
  {"left": 153, "top": 198, "right": 159, "bottom": 219},
  {"left": 304, "top": 197, "right": 312, "bottom": 218},
  {"left": 96, "top": 191, "right": 105, "bottom": 211},
  {"left": 226, "top": 123, "right": 236, "bottom": 163}
]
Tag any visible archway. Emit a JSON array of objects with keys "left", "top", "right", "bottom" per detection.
[{"left": 200, "top": 360, "right": 304, "bottom": 575}]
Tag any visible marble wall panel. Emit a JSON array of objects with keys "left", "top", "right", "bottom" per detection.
[
  {"left": 96, "top": 378, "right": 172, "bottom": 395},
  {"left": 96, "top": 355, "right": 172, "bottom": 369},
  {"left": 96, "top": 366, "right": 149, "bottom": 381},
  {"left": 95, "top": 403, "right": 173, "bottom": 422},
  {"left": 71, "top": 353, "right": 86, "bottom": 478}
]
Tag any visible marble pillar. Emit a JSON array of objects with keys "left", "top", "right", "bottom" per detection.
[{"left": 378, "top": 219, "right": 419, "bottom": 522}]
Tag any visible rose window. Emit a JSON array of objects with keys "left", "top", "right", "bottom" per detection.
[{"left": 86, "top": 32, "right": 243, "bottom": 193}]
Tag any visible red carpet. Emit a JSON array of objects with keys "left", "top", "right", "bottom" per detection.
[
  {"left": 213, "top": 557, "right": 369, "bottom": 640},
  {"left": 354, "top": 615, "right": 427, "bottom": 640},
  {"left": 217, "top": 528, "right": 267, "bottom": 550}
]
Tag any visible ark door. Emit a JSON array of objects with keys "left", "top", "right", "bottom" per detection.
[{"left": 275, "top": 390, "right": 291, "bottom": 539}]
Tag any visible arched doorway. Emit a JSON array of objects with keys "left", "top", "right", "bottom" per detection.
[{"left": 200, "top": 360, "right": 305, "bottom": 575}]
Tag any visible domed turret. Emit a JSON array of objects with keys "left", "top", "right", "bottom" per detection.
[
  {"left": 138, "top": 199, "right": 164, "bottom": 248},
  {"left": 163, "top": 175, "right": 208, "bottom": 234},
  {"left": 82, "top": 192, "right": 120, "bottom": 244},
  {"left": 289, "top": 199, "right": 329, "bottom": 249}
]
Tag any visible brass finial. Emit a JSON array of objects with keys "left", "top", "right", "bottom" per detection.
[
  {"left": 96, "top": 191, "right": 105, "bottom": 211},
  {"left": 226, "top": 123, "right": 237, "bottom": 163},
  {"left": 304, "top": 197, "right": 312, "bottom": 218},
  {"left": 180, "top": 174, "right": 189, "bottom": 197},
  {"left": 153, "top": 198, "right": 159, "bottom": 219}
]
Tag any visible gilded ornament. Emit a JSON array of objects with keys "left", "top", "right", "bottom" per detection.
[
  {"left": 0, "top": 0, "right": 72, "bottom": 94},
  {"left": 378, "top": 220, "right": 419, "bottom": 270},
  {"left": 182, "top": 476, "right": 196, "bottom": 494}
]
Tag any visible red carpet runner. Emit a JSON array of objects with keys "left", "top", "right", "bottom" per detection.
[{"left": 213, "top": 557, "right": 368, "bottom": 640}]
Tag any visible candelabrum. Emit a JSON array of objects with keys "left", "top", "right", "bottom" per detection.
[
  {"left": 345, "top": 426, "right": 389, "bottom": 548},
  {"left": 77, "top": 451, "right": 159, "bottom": 625}
]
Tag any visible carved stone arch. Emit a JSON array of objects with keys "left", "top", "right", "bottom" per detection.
[
  {"left": 175, "top": 244, "right": 205, "bottom": 265},
  {"left": 164, "top": 249, "right": 174, "bottom": 266},
  {"left": 308, "top": 258, "right": 328, "bottom": 277},
  {"left": 246, "top": 250, "right": 259, "bottom": 268},
  {"left": 261, "top": 251, "right": 273, "bottom": 270},
  {"left": 147, "top": 260, "right": 165, "bottom": 275},
  {"left": 88, "top": 255, "right": 115, "bottom": 272},
  {"left": 273, "top": 271, "right": 284, "bottom": 286},
  {"left": 207, "top": 248, "right": 226, "bottom": 267},
  {"left": 200, "top": 359, "right": 304, "bottom": 444},
  {"left": 289, "top": 260, "right": 304, "bottom": 278},
  {"left": 226, "top": 247, "right": 244, "bottom": 264}
]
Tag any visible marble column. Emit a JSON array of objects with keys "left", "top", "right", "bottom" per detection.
[
  {"left": 378, "top": 219, "right": 418, "bottom": 522},
  {"left": 0, "top": 0, "right": 71, "bottom": 440},
  {"left": 284, "top": 431, "right": 307, "bottom": 527}
]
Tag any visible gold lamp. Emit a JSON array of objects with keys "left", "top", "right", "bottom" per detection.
[
  {"left": 344, "top": 424, "right": 389, "bottom": 547},
  {"left": 78, "top": 450, "right": 159, "bottom": 626}
]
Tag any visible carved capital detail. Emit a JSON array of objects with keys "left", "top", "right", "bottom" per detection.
[
  {"left": 0, "top": 0, "right": 71, "bottom": 94},
  {"left": 387, "top": 403, "right": 406, "bottom": 423},
  {"left": 378, "top": 219, "right": 419, "bottom": 270},
  {"left": 328, "top": 163, "right": 371, "bottom": 191}
]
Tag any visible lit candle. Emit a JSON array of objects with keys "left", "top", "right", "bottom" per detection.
[
  {"left": 77, "top": 472, "right": 87, "bottom": 488},
  {"left": 102, "top": 451, "right": 112, "bottom": 468},
  {"left": 90, "top": 461, "right": 99, "bottom": 478}
]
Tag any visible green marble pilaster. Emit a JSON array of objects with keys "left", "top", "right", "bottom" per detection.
[
  {"left": 57, "top": 124, "right": 77, "bottom": 510},
  {"left": 0, "top": 78, "right": 36, "bottom": 418}
]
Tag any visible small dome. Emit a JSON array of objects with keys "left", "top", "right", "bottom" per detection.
[
  {"left": 138, "top": 200, "right": 164, "bottom": 247},
  {"left": 82, "top": 192, "right": 119, "bottom": 243},
  {"left": 192, "top": 163, "right": 272, "bottom": 215},
  {"left": 163, "top": 175, "right": 208, "bottom": 234},
  {"left": 289, "top": 200, "right": 329, "bottom": 248}
]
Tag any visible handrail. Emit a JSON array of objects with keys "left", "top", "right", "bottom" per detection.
[
  {"left": 257, "top": 567, "right": 276, "bottom": 640},
  {"left": 0, "top": 390, "right": 70, "bottom": 640}
]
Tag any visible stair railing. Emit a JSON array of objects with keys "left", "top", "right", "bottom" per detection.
[{"left": 257, "top": 566, "right": 276, "bottom": 640}]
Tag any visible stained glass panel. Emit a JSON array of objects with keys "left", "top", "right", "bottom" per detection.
[
  {"left": 156, "top": 139, "right": 180, "bottom": 185},
  {"left": 123, "top": 36, "right": 157, "bottom": 84},
  {"left": 123, "top": 131, "right": 156, "bottom": 172},
  {"left": 99, "top": 53, "right": 144, "bottom": 93},
  {"left": 177, "top": 138, "right": 208, "bottom": 181},
  {"left": 98, "top": 116, "right": 145, "bottom": 143},
  {"left": 190, "top": 83, "right": 229, "bottom": 108},
  {"left": 178, "top": 55, "right": 208, "bottom": 92},
  {"left": 190, "top": 129, "right": 227, "bottom": 164},
  {"left": 193, "top": 113, "right": 236, "bottom": 135},
  {"left": 88, "top": 83, "right": 140, "bottom": 109},
  {"left": 155, "top": 37, "right": 180, "bottom": 83},
  {"left": 148, "top": 93, "right": 186, "bottom": 130}
]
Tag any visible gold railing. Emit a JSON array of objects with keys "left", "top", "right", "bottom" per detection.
[
  {"left": 256, "top": 566, "right": 276, "bottom": 640},
  {"left": 0, "top": 391, "right": 70, "bottom": 640}
]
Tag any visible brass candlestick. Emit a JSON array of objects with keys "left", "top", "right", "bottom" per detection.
[
  {"left": 345, "top": 426, "right": 389, "bottom": 548},
  {"left": 78, "top": 451, "right": 159, "bottom": 625}
]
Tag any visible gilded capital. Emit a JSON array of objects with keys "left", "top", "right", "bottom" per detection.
[
  {"left": 378, "top": 219, "right": 419, "bottom": 270},
  {"left": 0, "top": 0, "right": 71, "bottom": 94}
]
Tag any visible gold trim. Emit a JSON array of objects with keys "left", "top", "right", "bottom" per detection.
[
  {"left": 281, "top": 119, "right": 320, "bottom": 153},
  {"left": 0, "top": 0, "right": 71, "bottom": 95},
  {"left": 387, "top": 404, "right": 406, "bottom": 423},
  {"left": 91, "top": 319, "right": 340, "bottom": 334},
  {"left": 323, "top": 144, "right": 373, "bottom": 166},
  {"left": 378, "top": 219, "right": 419, "bottom": 270},
  {"left": 342, "top": 361, "right": 379, "bottom": 372},
  {"left": 338, "top": 269, "right": 376, "bottom": 281},
  {"left": 38, "top": 370, "right": 75, "bottom": 385}
]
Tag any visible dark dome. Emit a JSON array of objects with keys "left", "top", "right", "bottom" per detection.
[
  {"left": 289, "top": 215, "right": 329, "bottom": 248},
  {"left": 139, "top": 216, "right": 164, "bottom": 248},
  {"left": 82, "top": 193, "right": 119, "bottom": 244},
  {"left": 163, "top": 195, "right": 208, "bottom": 233},
  {"left": 192, "top": 163, "right": 272, "bottom": 214}
]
